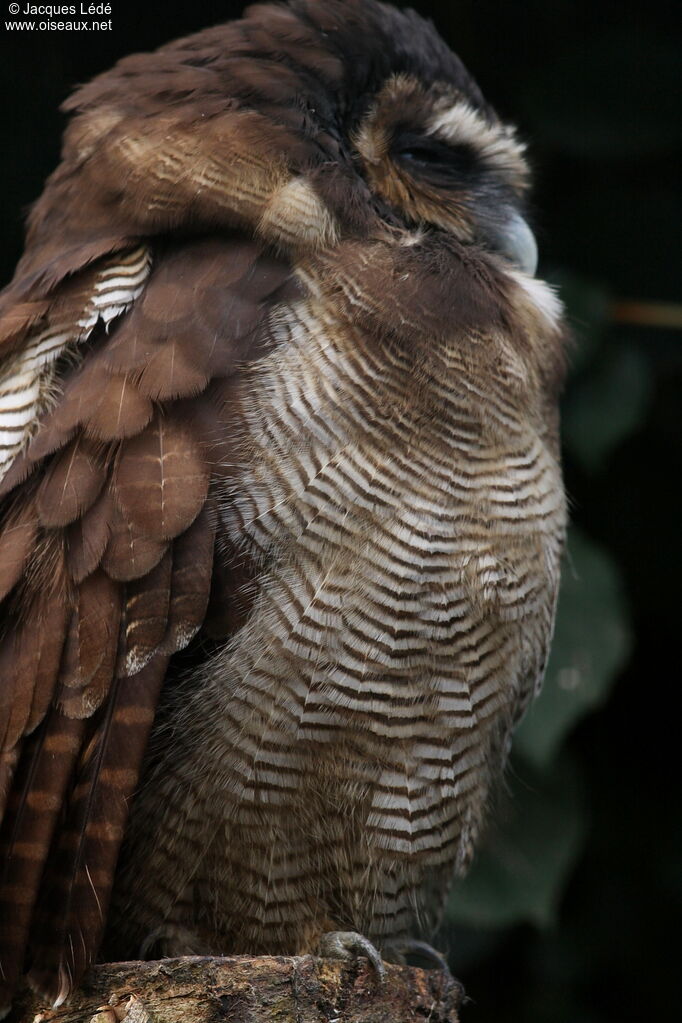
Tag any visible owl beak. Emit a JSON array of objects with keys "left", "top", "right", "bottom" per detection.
[{"left": 495, "top": 212, "right": 538, "bottom": 276}]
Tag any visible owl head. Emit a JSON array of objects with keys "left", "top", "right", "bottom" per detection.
[{"left": 15, "top": 0, "right": 537, "bottom": 296}]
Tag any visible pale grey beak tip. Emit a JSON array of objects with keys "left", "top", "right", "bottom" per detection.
[{"left": 502, "top": 212, "right": 538, "bottom": 277}]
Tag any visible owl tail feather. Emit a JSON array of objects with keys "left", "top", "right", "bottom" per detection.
[
  {"left": 0, "top": 711, "right": 86, "bottom": 1013},
  {"left": 25, "top": 654, "right": 169, "bottom": 1007}
]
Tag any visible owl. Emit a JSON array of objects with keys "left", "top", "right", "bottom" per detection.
[{"left": 0, "top": 0, "right": 567, "bottom": 1013}]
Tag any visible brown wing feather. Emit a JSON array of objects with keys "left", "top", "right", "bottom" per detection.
[
  {"left": 114, "top": 416, "right": 208, "bottom": 541},
  {"left": 0, "top": 504, "right": 38, "bottom": 601},
  {"left": 0, "top": 235, "right": 293, "bottom": 1010},
  {"left": 66, "top": 490, "right": 114, "bottom": 585},
  {"left": 162, "top": 504, "right": 216, "bottom": 654},
  {"left": 35, "top": 437, "right": 107, "bottom": 530},
  {"left": 122, "top": 551, "right": 172, "bottom": 676}
]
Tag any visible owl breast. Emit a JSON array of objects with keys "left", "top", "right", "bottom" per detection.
[{"left": 111, "top": 284, "right": 564, "bottom": 956}]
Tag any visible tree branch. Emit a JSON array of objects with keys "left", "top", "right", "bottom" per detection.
[{"left": 13, "top": 955, "right": 462, "bottom": 1023}]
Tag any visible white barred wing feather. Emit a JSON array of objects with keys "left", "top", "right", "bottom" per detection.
[{"left": 0, "top": 246, "right": 151, "bottom": 482}]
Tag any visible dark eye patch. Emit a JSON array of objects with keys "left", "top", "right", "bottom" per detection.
[{"left": 392, "top": 131, "right": 480, "bottom": 184}]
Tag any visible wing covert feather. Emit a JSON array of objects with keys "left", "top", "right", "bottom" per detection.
[{"left": 0, "top": 235, "right": 294, "bottom": 1010}]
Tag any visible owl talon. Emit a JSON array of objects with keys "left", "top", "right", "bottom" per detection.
[
  {"left": 317, "top": 930, "right": 386, "bottom": 982},
  {"left": 384, "top": 940, "right": 466, "bottom": 1003},
  {"left": 384, "top": 937, "right": 447, "bottom": 970}
]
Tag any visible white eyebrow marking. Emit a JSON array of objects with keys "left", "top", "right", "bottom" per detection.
[{"left": 429, "top": 100, "right": 528, "bottom": 188}]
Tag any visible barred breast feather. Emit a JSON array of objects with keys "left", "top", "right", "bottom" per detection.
[{"left": 108, "top": 234, "right": 565, "bottom": 956}]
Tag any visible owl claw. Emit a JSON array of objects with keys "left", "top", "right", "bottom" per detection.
[
  {"left": 384, "top": 939, "right": 466, "bottom": 1004},
  {"left": 317, "top": 930, "right": 386, "bottom": 982},
  {"left": 384, "top": 937, "right": 448, "bottom": 970}
]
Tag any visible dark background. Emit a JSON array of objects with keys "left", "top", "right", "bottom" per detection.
[{"left": 1, "top": 2, "right": 680, "bottom": 1020}]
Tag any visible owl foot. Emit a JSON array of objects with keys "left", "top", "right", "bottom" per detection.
[
  {"left": 317, "top": 930, "right": 386, "bottom": 982},
  {"left": 384, "top": 939, "right": 466, "bottom": 1004}
]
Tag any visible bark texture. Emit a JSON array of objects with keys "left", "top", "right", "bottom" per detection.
[{"left": 11, "top": 956, "right": 462, "bottom": 1023}]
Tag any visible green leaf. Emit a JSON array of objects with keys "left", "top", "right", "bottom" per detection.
[
  {"left": 549, "top": 271, "right": 611, "bottom": 374},
  {"left": 562, "top": 343, "right": 654, "bottom": 472},
  {"left": 514, "top": 527, "right": 631, "bottom": 769},
  {"left": 445, "top": 755, "right": 586, "bottom": 930}
]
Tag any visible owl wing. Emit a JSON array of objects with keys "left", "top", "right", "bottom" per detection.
[
  {"left": 0, "top": 232, "right": 295, "bottom": 1007},
  {"left": 0, "top": 6, "right": 342, "bottom": 1000}
]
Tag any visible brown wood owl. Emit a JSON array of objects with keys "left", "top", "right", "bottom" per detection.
[{"left": 0, "top": 0, "right": 567, "bottom": 1012}]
